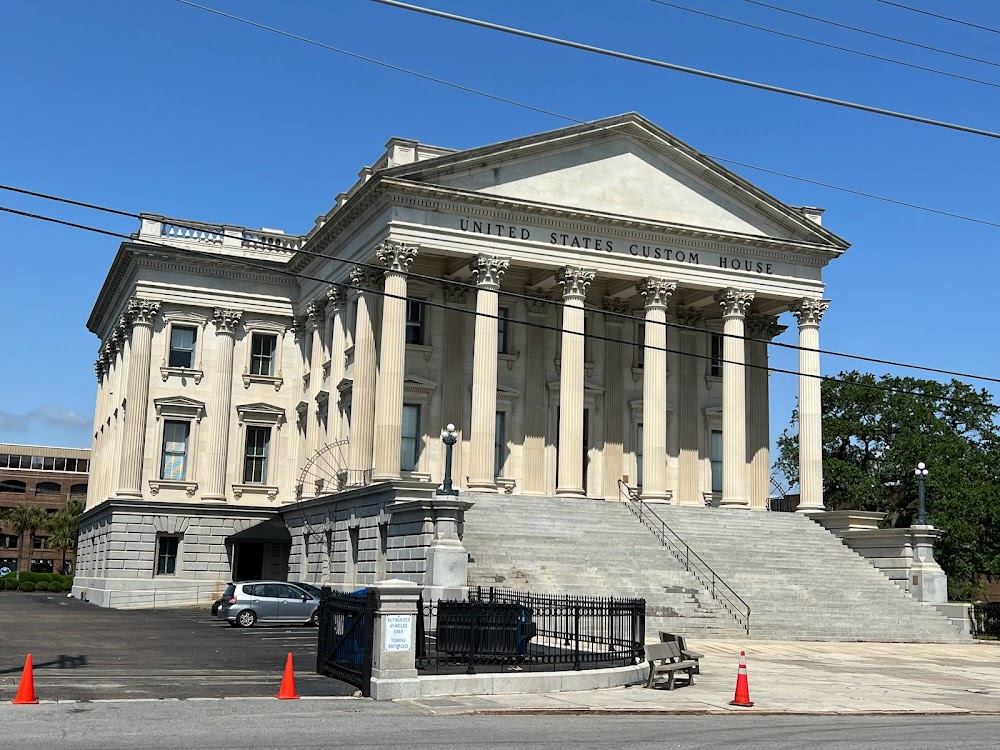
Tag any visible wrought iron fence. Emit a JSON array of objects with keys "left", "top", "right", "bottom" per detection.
[
  {"left": 970, "top": 602, "right": 1000, "bottom": 638},
  {"left": 316, "top": 589, "right": 376, "bottom": 695},
  {"left": 416, "top": 587, "right": 645, "bottom": 675}
]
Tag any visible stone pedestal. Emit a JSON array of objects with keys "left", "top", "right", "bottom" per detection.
[
  {"left": 910, "top": 525, "right": 947, "bottom": 604},
  {"left": 423, "top": 496, "right": 474, "bottom": 602},
  {"left": 368, "top": 578, "right": 422, "bottom": 701}
]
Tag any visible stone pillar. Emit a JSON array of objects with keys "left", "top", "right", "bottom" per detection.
[
  {"left": 440, "top": 281, "right": 470, "bottom": 488},
  {"left": 522, "top": 290, "right": 550, "bottom": 494},
  {"left": 424, "top": 496, "right": 474, "bottom": 602},
  {"left": 676, "top": 307, "right": 704, "bottom": 506},
  {"left": 108, "top": 320, "right": 127, "bottom": 499},
  {"left": 715, "top": 288, "right": 754, "bottom": 509},
  {"left": 556, "top": 266, "right": 595, "bottom": 497},
  {"left": 203, "top": 308, "right": 242, "bottom": 501},
  {"left": 467, "top": 255, "right": 509, "bottom": 492},
  {"left": 602, "top": 297, "right": 629, "bottom": 498},
  {"left": 373, "top": 243, "right": 418, "bottom": 481},
  {"left": 790, "top": 298, "right": 830, "bottom": 513},
  {"left": 116, "top": 299, "right": 160, "bottom": 498},
  {"left": 368, "top": 579, "right": 422, "bottom": 701},
  {"left": 302, "top": 300, "right": 326, "bottom": 497},
  {"left": 326, "top": 285, "right": 346, "bottom": 443},
  {"left": 348, "top": 266, "right": 382, "bottom": 484},
  {"left": 638, "top": 279, "right": 676, "bottom": 502},
  {"left": 745, "top": 314, "right": 786, "bottom": 510}
]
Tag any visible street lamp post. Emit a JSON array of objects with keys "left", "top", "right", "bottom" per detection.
[
  {"left": 437, "top": 423, "right": 459, "bottom": 496},
  {"left": 914, "top": 461, "right": 928, "bottom": 525}
]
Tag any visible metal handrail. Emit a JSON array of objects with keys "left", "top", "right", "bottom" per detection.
[{"left": 617, "top": 480, "right": 750, "bottom": 635}]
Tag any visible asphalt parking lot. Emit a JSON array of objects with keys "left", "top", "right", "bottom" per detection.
[{"left": 0, "top": 592, "right": 356, "bottom": 701}]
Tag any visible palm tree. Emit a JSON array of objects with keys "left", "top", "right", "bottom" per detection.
[
  {"left": 46, "top": 500, "right": 84, "bottom": 575},
  {"left": 0, "top": 504, "right": 49, "bottom": 574}
]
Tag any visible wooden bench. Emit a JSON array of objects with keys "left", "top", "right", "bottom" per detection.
[
  {"left": 659, "top": 632, "right": 705, "bottom": 674},
  {"left": 644, "top": 641, "right": 698, "bottom": 690}
]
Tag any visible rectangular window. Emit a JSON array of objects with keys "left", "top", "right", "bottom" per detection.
[
  {"left": 54, "top": 457, "right": 66, "bottom": 471},
  {"left": 710, "top": 333, "right": 723, "bottom": 377},
  {"left": 583, "top": 314, "right": 593, "bottom": 362},
  {"left": 711, "top": 430, "right": 723, "bottom": 493},
  {"left": 635, "top": 323, "right": 645, "bottom": 368},
  {"left": 636, "top": 423, "right": 644, "bottom": 487},
  {"left": 494, "top": 411, "right": 507, "bottom": 477},
  {"left": 243, "top": 426, "right": 271, "bottom": 484},
  {"left": 250, "top": 333, "right": 277, "bottom": 376},
  {"left": 160, "top": 420, "right": 190, "bottom": 481},
  {"left": 400, "top": 404, "right": 421, "bottom": 472},
  {"left": 30, "top": 456, "right": 43, "bottom": 470},
  {"left": 497, "top": 308, "right": 510, "bottom": 354},
  {"left": 405, "top": 299, "right": 426, "bottom": 345},
  {"left": 78, "top": 459, "right": 89, "bottom": 473},
  {"left": 169, "top": 325, "right": 197, "bottom": 369},
  {"left": 156, "top": 536, "right": 179, "bottom": 576}
]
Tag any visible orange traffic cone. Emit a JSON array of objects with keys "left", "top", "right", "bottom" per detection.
[
  {"left": 12, "top": 654, "right": 38, "bottom": 705},
  {"left": 728, "top": 650, "right": 754, "bottom": 707},
  {"left": 275, "top": 652, "right": 300, "bottom": 700}
]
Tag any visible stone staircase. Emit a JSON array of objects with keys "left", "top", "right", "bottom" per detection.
[{"left": 462, "top": 493, "right": 969, "bottom": 642}]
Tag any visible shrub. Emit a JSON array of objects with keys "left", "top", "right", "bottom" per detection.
[
  {"left": 18, "top": 582, "right": 35, "bottom": 592},
  {"left": 34, "top": 582, "right": 48, "bottom": 591},
  {"left": 62, "top": 580, "right": 74, "bottom": 592},
  {"left": 3, "top": 578, "right": 17, "bottom": 590}
]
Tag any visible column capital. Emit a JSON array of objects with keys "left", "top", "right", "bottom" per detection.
[
  {"left": 525, "top": 287, "right": 551, "bottom": 315},
  {"left": 676, "top": 305, "right": 704, "bottom": 329},
  {"left": 555, "top": 266, "right": 595, "bottom": 300},
  {"left": 746, "top": 313, "right": 787, "bottom": 341},
  {"left": 349, "top": 264, "right": 383, "bottom": 290},
  {"left": 306, "top": 300, "right": 325, "bottom": 330},
  {"left": 638, "top": 278, "right": 678, "bottom": 309},
  {"left": 94, "top": 358, "right": 106, "bottom": 381},
  {"left": 790, "top": 298, "right": 830, "bottom": 327},
  {"left": 126, "top": 298, "right": 161, "bottom": 328},
  {"left": 715, "top": 288, "right": 754, "bottom": 318},
  {"left": 470, "top": 255, "right": 509, "bottom": 290},
  {"left": 442, "top": 278, "right": 471, "bottom": 305},
  {"left": 325, "top": 284, "right": 346, "bottom": 312},
  {"left": 376, "top": 241, "right": 418, "bottom": 276},
  {"left": 212, "top": 308, "right": 243, "bottom": 335}
]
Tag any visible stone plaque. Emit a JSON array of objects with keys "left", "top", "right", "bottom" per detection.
[{"left": 385, "top": 614, "right": 412, "bottom": 652}]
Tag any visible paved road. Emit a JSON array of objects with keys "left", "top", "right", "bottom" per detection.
[
  {"left": 2, "top": 702, "right": 999, "bottom": 750},
  {"left": 0, "top": 592, "right": 354, "bottom": 700}
]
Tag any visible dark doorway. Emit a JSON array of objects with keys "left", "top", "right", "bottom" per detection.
[{"left": 235, "top": 542, "right": 264, "bottom": 581}]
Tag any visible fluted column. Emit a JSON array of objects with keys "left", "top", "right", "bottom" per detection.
[
  {"left": 117, "top": 299, "right": 161, "bottom": 498},
  {"left": 676, "top": 307, "right": 704, "bottom": 506},
  {"left": 373, "top": 243, "right": 418, "bottom": 481},
  {"left": 746, "top": 314, "right": 786, "bottom": 510},
  {"left": 791, "top": 298, "right": 830, "bottom": 513},
  {"left": 556, "top": 266, "right": 595, "bottom": 497},
  {"left": 108, "top": 322, "right": 127, "bottom": 500},
  {"left": 638, "top": 278, "right": 676, "bottom": 502},
  {"left": 601, "top": 297, "right": 629, "bottom": 498},
  {"left": 301, "top": 300, "right": 327, "bottom": 498},
  {"left": 203, "top": 308, "right": 242, "bottom": 501},
  {"left": 715, "top": 288, "right": 754, "bottom": 509},
  {"left": 348, "top": 266, "right": 382, "bottom": 483},
  {"left": 467, "top": 255, "right": 510, "bottom": 491},
  {"left": 326, "top": 286, "right": 347, "bottom": 443},
  {"left": 440, "top": 281, "right": 470, "bottom": 488},
  {"left": 523, "top": 290, "right": 550, "bottom": 494}
]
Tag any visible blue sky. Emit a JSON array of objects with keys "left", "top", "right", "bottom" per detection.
[{"left": 1, "top": 1, "right": 998, "bottom": 483}]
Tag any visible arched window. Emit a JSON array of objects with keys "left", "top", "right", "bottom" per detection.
[
  {"left": 0, "top": 480, "right": 26, "bottom": 494},
  {"left": 35, "top": 482, "right": 62, "bottom": 495},
  {"left": 69, "top": 483, "right": 88, "bottom": 497}
]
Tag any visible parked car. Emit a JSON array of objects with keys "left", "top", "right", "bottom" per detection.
[{"left": 216, "top": 581, "right": 323, "bottom": 628}]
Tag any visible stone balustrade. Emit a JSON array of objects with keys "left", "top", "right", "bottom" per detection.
[{"left": 138, "top": 214, "right": 301, "bottom": 257}]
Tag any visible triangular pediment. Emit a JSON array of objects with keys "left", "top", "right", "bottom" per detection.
[{"left": 387, "top": 114, "right": 845, "bottom": 249}]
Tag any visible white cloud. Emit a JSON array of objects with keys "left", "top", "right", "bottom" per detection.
[{"left": 0, "top": 404, "right": 92, "bottom": 433}]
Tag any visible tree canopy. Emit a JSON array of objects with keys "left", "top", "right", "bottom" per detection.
[{"left": 776, "top": 371, "right": 1000, "bottom": 597}]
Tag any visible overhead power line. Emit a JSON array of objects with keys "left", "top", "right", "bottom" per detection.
[
  {"left": 4, "top": 181, "right": 1000, "bottom": 391},
  {"left": 746, "top": 0, "right": 1000, "bottom": 69},
  {"left": 877, "top": 1, "right": 1000, "bottom": 36},
  {"left": 366, "top": 0, "right": 1000, "bottom": 140},
  {"left": 648, "top": 0, "right": 1000, "bottom": 90}
]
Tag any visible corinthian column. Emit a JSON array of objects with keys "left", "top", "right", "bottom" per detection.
[
  {"left": 203, "top": 308, "right": 242, "bottom": 501},
  {"left": 638, "top": 278, "right": 677, "bottom": 502},
  {"left": 301, "top": 300, "right": 327, "bottom": 498},
  {"left": 467, "top": 255, "right": 509, "bottom": 491},
  {"left": 601, "top": 296, "right": 629, "bottom": 499},
  {"left": 715, "top": 288, "right": 754, "bottom": 509},
  {"left": 348, "top": 266, "right": 382, "bottom": 483},
  {"left": 790, "top": 298, "right": 830, "bottom": 513},
  {"left": 373, "top": 243, "right": 418, "bottom": 481},
  {"left": 556, "top": 266, "right": 595, "bottom": 497},
  {"left": 746, "top": 314, "right": 786, "bottom": 510},
  {"left": 326, "top": 286, "right": 347, "bottom": 443},
  {"left": 117, "top": 299, "right": 161, "bottom": 498}
]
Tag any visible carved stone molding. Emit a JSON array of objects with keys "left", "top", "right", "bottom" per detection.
[
  {"left": 213, "top": 308, "right": 243, "bottom": 335},
  {"left": 555, "top": 266, "right": 596, "bottom": 300},
  {"left": 676, "top": 306, "right": 704, "bottom": 329},
  {"left": 790, "top": 298, "right": 831, "bottom": 327},
  {"left": 746, "top": 313, "right": 787, "bottom": 341},
  {"left": 348, "top": 265, "right": 383, "bottom": 290},
  {"left": 441, "top": 278, "right": 471, "bottom": 305},
  {"left": 638, "top": 278, "right": 678, "bottom": 309},
  {"left": 325, "top": 284, "right": 345, "bottom": 312},
  {"left": 525, "top": 287, "right": 551, "bottom": 316},
  {"left": 715, "top": 288, "right": 755, "bottom": 318},
  {"left": 602, "top": 296, "right": 631, "bottom": 317},
  {"left": 127, "top": 298, "right": 161, "bottom": 327},
  {"left": 470, "top": 255, "right": 510, "bottom": 290},
  {"left": 376, "top": 241, "right": 418, "bottom": 275}
]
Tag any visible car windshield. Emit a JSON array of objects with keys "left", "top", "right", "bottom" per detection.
[{"left": 223, "top": 584, "right": 236, "bottom": 597}]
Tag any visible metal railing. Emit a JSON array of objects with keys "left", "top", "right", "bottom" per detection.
[
  {"left": 618, "top": 480, "right": 751, "bottom": 635},
  {"left": 416, "top": 587, "right": 645, "bottom": 675},
  {"left": 316, "top": 589, "right": 376, "bottom": 695},
  {"left": 971, "top": 602, "right": 1000, "bottom": 638}
]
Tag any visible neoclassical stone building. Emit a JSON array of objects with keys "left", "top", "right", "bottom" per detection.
[{"left": 74, "top": 114, "right": 847, "bottom": 606}]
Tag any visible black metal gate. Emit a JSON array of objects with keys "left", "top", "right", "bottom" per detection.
[{"left": 316, "top": 589, "right": 376, "bottom": 696}]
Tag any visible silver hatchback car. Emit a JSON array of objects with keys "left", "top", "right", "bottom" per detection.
[{"left": 217, "top": 581, "right": 322, "bottom": 628}]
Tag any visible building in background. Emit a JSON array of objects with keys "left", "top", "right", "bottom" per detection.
[{"left": 0, "top": 443, "right": 89, "bottom": 574}]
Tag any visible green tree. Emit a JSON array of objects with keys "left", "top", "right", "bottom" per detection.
[
  {"left": 0, "top": 504, "right": 50, "bottom": 574},
  {"left": 46, "top": 499, "right": 84, "bottom": 575},
  {"left": 776, "top": 371, "right": 1000, "bottom": 596}
]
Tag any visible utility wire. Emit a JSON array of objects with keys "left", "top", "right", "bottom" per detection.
[
  {"left": 648, "top": 0, "right": 1000, "bottom": 90},
  {"left": 367, "top": 0, "right": 1000, "bottom": 140},
  {"left": 877, "top": 1, "right": 1000, "bottom": 36},
  {"left": 6, "top": 180, "right": 1000, "bottom": 386},
  {"left": 746, "top": 0, "right": 1000, "bottom": 69},
  {"left": 172, "top": 1, "right": 1000, "bottom": 233},
  {"left": 2, "top": 196, "right": 999, "bottom": 407}
]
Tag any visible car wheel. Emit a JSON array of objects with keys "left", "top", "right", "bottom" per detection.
[
  {"left": 308, "top": 609, "right": 319, "bottom": 626},
  {"left": 236, "top": 610, "right": 257, "bottom": 628}
]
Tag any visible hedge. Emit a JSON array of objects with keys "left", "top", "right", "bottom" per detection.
[
  {"left": 18, "top": 582, "right": 35, "bottom": 592},
  {"left": 34, "top": 581, "right": 48, "bottom": 591}
]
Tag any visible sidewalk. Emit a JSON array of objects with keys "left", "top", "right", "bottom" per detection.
[{"left": 401, "top": 639, "right": 1000, "bottom": 715}]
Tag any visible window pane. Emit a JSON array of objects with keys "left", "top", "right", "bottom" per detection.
[
  {"left": 711, "top": 430, "right": 723, "bottom": 493},
  {"left": 156, "top": 536, "right": 179, "bottom": 575},
  {"left": 494, "top": 411, "right": 506, "bottom": 477},
  {"left": 635, "top": 324, "right": 645, "bottom": 367},
  {"left": 497, "top": 308, "right": 510, "bottom": 354},
  {"left": 710, "top": 333, "right": 723, "bottom": 377},
  {"left": 161, "top": 421, "right": 190, "bottom": 481},
  {"left": 400, "top": 405, "right": 420, "bottom": 472},
  {"left": 250, "top": 333, "right": 277, "bottom": 376},
  {"left": 31, "top": 456, "right": 44, "bottom": 470},
  {"left": 636, "top": 423, "right": 644, "bottom": 487},
  {"left": 405, "top": 300, "right": 425, "bottom": 345},
  {"left": 243, "top": 426, "right": 270, "bottom": 483},
  {"left": 169, "top": 326, "right": 197, "bottom": 368},
  {"left": 77, "top": 459, "right": 89, "bottom": 473}
]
